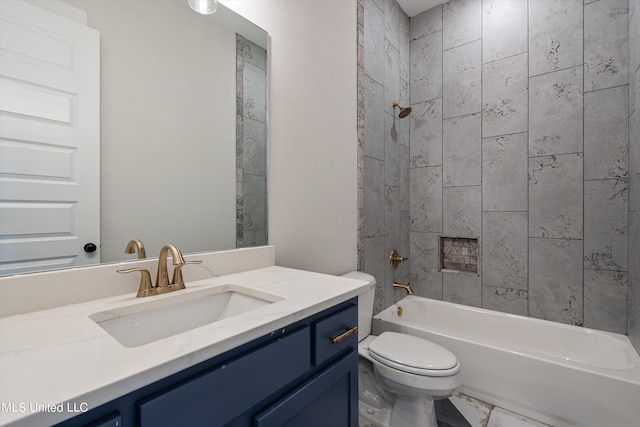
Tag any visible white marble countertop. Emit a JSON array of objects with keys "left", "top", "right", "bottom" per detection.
[{"left": 0, "top": 265, "right": 371, "bottom": 427}]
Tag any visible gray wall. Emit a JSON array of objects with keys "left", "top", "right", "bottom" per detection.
[
  {"left": 629, "top": 0, "right": 639, "bottom": 351},
  {"left": 360, "top": 0, "right": 634, "bottom": 337}
]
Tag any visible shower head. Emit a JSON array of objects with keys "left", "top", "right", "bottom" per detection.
[{"left": 392, "top": 102, "right": 412, "bottom": 118}]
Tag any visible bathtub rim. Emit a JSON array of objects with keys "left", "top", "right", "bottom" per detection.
[{"left": 373, "top": 295, "right": 640, "bottom": 385}]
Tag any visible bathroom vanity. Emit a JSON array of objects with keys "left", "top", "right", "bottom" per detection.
[
  {"left": 0, "top": 247, "right": 370, "bottom": 427},
  {"left": 56, "top": 299, "right": 358, "bottom": 427}
]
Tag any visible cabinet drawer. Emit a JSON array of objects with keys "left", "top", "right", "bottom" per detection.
[
  {"left": 312, "top": 303, "right": 358, "bottom": 366},
  {"left": 138, "top": 326, "right": 310, "bottom": 427},
  {"left": 254, "top": 351, "right": 358, "bottom": 427}
]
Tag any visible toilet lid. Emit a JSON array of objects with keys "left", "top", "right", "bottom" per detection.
[{"left": 368, "top": 332, "right": 458, "bottom": 374}]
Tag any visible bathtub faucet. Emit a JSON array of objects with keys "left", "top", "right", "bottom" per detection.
[{"left": 393, "top": 282, "right": 414, "bottom": 295}]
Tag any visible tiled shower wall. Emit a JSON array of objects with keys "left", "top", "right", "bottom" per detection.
[
  {"left": 236, "top": 35, "right": 268, "bottom": 248},
  {"left": 629, "top": 0, "right": 639, "bottom": 351},
  {"left": 358, "top": 0, "right": 411, "bottom": 313},
  {"left": 359, "top": 0, "right": 634, "bottom": 336}
]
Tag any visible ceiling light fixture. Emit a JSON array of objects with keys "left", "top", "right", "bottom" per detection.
[{"left": 188, "top": 0, "right": 218, "bottom": 15}]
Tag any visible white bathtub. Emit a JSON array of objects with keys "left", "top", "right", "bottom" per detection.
[{"left": 372, "top": 296, "right": 640, "bottom": 427}]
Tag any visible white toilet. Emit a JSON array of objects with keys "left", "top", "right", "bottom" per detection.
[{"left": 342, "top": 272, "right": 461, "bottom": 427}]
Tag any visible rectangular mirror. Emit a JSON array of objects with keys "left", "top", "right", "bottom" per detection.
[{"left": 0, "top": 0, "right": 268, "bottom": 276}]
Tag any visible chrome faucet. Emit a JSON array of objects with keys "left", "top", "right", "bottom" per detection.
[
  {"left": 393, "top": 282, "right": 414, "bottom": 295},
  {"left": 118, "top": 243, "right": 201, "bottom": 298},
  {"left": 124, "top": 239, "right": 146, "bottom": 259}
]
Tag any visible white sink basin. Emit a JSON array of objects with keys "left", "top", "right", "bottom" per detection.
[{"left": 90, "top": 284, "right": 283, "bottom": 348}]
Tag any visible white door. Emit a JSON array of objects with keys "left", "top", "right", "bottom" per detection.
[{"left": 0, "top": 0, "right": 100, "bottom": 275}]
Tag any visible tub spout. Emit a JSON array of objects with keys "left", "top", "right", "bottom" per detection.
[{"left": 393, "top": 282, "right": 414, "bottom": 295}]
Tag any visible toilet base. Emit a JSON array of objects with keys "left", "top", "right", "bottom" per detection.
[
  {"left": 359, "top": 399, "right": 391, "bottom": 427},
  {"left": 389, "top": 395, "right": 437, "bottom": 427}
]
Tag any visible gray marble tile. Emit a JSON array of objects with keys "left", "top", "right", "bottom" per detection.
[
  {"left": 631, "top": 6, "right": 639, "bottom": 114},
  {"left": 410, "top": 98, "right": 442, "bottom": 167},
  {"left": 364, "top": 0, "right": 385, "bottom": 83},
  {"left": 443, "top": 186, "right": 481, "bottom": 238},
  {"left": 631, "top": 68, "right": 637, "bottom": 118},
  {"left": 482, "top": 53, "right": 528, "bottom": 137},
  {"left": 629, "top": 211, "right": 640, "bottom": 349},
  {"left": 364, "top": 235, "right": 388, "bottom": 313},
  {"left": 241, "top": 38, "right": 267, "bottom": 71},
  {"left": 242, "top": 118, "right": 267, "bottom": 175},
  {"left": 529, "top": 153, "right": 583, "bottom": 239},
  {"left": 482, "top": 133, "right": 528, "bottom": 211},
  {"left": 364, "top": 156, "right": 385, "bottom": 238},
  {"left": 584, "top": 269, "right": 628, "bottom": 334},
  {"left": 398, "top": 210, "right": 410, "bottom": 285},
  {"left": 399, "top": 11, "right": 410, "bottom": 82},
  {"left": 409, "top": 5, "right": 441, "bottom": 41},
  {"left": 443, "top": 113, "right": 481, "bottom": 187},
  {"left": 384, "top": 185, "right": 401, "bottom": 290},
  {"left": 410, "top": 232, "right": 443, "bottom": 299},
  {"left": 529, "top": 238, "right": 584, "bottom": 326},
  {"left": 443, "top": 273, "right": 481, "bottom": 307},
  {"left": 482, "top": 0, "right": 527, "bottom": 63},
  {"left": 409, "top": 166, "right": 442, "bottom": 232},
  {"left": 242, "top": 62, "right": 267, "bottom": 122},
  {"left": 242, "top": 229, "right": 267, "bottom": 247},
  {"left": 443, "top": 40, "right": 481, "bottom": 119},
  {"left": 631, "top": 110, "right": 640, "bottom": 212},
  {"left": 364, "top": 75, "right": 385, "bottom": 160},
  {"left": 529, "top": 0, "right": 583, "bottom": 77},
  {"left": 400, "top": 143, "right": 410, "bottom": 211},
  {"left": 410, "top": 31, "right": 442, "bottom": 104},
  {"left": 584, "top": 86, "right": 629, "bottom": 180},
  {"left": 482, "top": 286, "right": 528, "bottom": 316},
  {"left": 385, "top": 39, "right": 400, "bottom": 116},
  {"left": 442, "top": 0, "right": 481, "bottom": 50},
  {"left": 584, "top": 179, "right": 628, "bottom": 271},
  {"left": 385, "top": 113, "right": 400, "bottom": 187},
  {"left": 242, "top": 174, "right": 267, "bottom": 230},
  {"left": 529, "top": 66, "right": 584, "bottom": 156},
  {"left": 384, "top": 0, "right": 400, "bottom": 50},
  {"left": 483, "top": 212, "right": 528, "bottom": 291},
  {"left": 398, "top": 78, "right": 410, "bottom": 147},
  {"left": 585, "top": 0, "right": 629, "bottom": 92}
]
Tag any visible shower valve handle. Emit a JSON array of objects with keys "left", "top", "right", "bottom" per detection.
[{"left": 390, "top": 250, "right": 408, "bottom": 270}]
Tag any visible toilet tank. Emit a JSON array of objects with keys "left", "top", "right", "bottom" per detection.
[{"left": 340, "top": 271, "right": 376, "bottom": 341}]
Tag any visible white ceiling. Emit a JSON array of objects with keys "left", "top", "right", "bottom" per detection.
[{"left": 396, "top": 0, "right": 447, "bottom": 18}]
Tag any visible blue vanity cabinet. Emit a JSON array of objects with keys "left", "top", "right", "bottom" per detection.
[
  {"left": 53, "top": 298, "right": 358, "bottom": 427},
  {"left": 84, "top": 413, "right": 121, "bottom": 427}
]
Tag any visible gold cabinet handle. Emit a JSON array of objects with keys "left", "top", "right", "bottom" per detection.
[{"left": 330, "top": 326, "right": 358, "bottom": 344}]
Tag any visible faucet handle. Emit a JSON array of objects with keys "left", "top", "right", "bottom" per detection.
[
  {"left": 118, "top": 268, "right": 155, "bottom": 298},
  {"left": 389, "top": 250, "right": 408, "bottom": 270},
  {"left": 171, "top": 260, "right": 203, "bottom": 289}
]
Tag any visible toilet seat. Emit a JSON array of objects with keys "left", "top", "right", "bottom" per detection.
[{"left": 368, "top": 332, "right": 460, "bottom": 377}]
